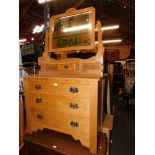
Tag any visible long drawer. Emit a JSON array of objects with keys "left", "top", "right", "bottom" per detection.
[
  {"left": 27, "top": 93, "right": 90, "bottom": 118},
  {"left": 26, "top": 81, "right": 90, "bottom": 98},
  {"left": 29, "top": 107, "right": 89, "bottom": 136}
]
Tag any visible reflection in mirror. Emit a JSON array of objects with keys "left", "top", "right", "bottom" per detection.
[{"left": 52, "top": 11, "right": 93, "bottom": 49}]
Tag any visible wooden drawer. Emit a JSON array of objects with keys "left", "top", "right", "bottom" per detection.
[
  {"left": 27, "top": 93, "right": 90, "bottom": 118},
  {"left": 27, "top": 81, "right": 90, "bottom": 98},
  {"left": 58, "top": 64, "right": 76, "bottom": 70},
  {"left": 29, "top": 108, "right": 89, "bottom": 136}
]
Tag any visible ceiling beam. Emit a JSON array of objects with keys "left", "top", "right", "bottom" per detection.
[
  {"left": 20, "top": 17, "right": 43, "bottom": 37},
  {"left": 119, "top": 24, "right": 134, "bottom": 41},
  {"left": 29, "top": 10, "right": 44, "bottom": 21},
  {"left": 20, "top": 2, "right": 33, "bottom": 23},
  {"left": 96, "top": 9, "right": 112, "bottom": 20},
  {"left": 101, "top": 19, "right": 135, "bottom": 41},
  {"left": 115, "top": 0, "right": 134, "bottom": 12},
  {"left": 53, "top": 1, "right": 59, "bottom": 15},
  {"left": 52, "top": 0, "right": 85, "bottom": 16},
  {"left": 73, "top": 0, "right": 85, "bottom": 9}
]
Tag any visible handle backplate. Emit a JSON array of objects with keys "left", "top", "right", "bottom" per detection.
[
  {"left": 70, "top": 121, "right": 79, "bottom": 127},
  {"left": 35, "top": 84, "right": 42, "bottom": 90},
  {"left": 69, "top": 87, "right": 79, "bottom": 93}
]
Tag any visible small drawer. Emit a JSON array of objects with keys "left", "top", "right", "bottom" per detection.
[
  {"left": 27, "top": 81, "right": 90, "bottom": 98},
  {"left": 30, "top": 108, "right": 89, "bottom": 136},
  {"left": 58, "top": 64, "right": 76, "bottom": 70},
  {"left": 27, "top": 93, "right": 90, "bottom": 118}
]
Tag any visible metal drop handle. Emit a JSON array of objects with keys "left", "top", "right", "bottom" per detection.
[
  {"left": 35, "top": 98, "right": 43, "bottom": 103},
  {"left": 37, "top": 114, "right": 43, "bottom": 119},
  {"left": 70, "top": 103, "right": 79, "bottom": 109},
  {"left": 35, "top": 84, "right": 42, "bottom": 89},
  {"left": 70, "top": 121, "right": 79, "bottom": 127},
  {"left": 69, "top": 87, "right": 79, "bottom": 93}
]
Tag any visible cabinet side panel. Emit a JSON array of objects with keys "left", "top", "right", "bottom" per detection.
[
  {"left": 24, "top": 78, "right": 33, "bottom": 133},
  {"left": 98, "top": 79, "right": 105, "bottom": 131},
  {"left": 89, "top": 80, "right": 98, "bottom": 154}
]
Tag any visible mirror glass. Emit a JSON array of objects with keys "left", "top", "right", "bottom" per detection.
[{"left": 52, "top": 11, "right": 93, "bottom": 49}]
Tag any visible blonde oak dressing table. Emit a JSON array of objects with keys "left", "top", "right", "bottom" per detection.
[{"left": 24, "top": 7, "right": 105, "bottom": 155}]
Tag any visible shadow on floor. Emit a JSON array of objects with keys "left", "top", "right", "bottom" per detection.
[{"left": 110, "top": 97, "right": 135, "bottom": 155}]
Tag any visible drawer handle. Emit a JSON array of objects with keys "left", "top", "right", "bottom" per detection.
[
  {"left": 37, "top": 114, "right": 43, "bottom": 119},
  {"left": 70, "top": 121, "right": 79, "bottom": 127},
  {"left": 35, "top": 84, "right": 42, "bottom": 90},
  {"left": 69, "top": 87, "right": 79, "bottom": 93},
  {"left": 35, "top": 98, "right": 42, "bottom": 104},
  {"left": 64, "top": 65, "right": 69, "bottom": 69},
  {"left": 70, "top": 103, "right": 79, "bottom": 109}
]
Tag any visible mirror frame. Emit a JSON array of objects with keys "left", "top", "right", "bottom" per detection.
[{"left": 49, "top": 7, "right": 95, "bottom": 52}]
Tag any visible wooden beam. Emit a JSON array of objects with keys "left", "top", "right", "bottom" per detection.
[
  {"left": 101, "top": 19, "right": 134, "bottom": 41},
  {"left": 20, "top": 16, "right": 43, "bottom": 37},
  {"left": 52, "top": 0, "right": 86, "bottom": 16},
  {"left": 20, "top": 2, "right": 33, "bottom": 23},
  {"left": 96, "top": 10, "right": 112, "bottom": 20},
  {"left": 20, "top": 14, "right": 34, "bottom": 36},
  {"left": 73, "top": 0, "right": 85, "bottom": 9},
  {"left": 119, "top": 24, "right": 134, "bottom": 41},
  {"left": 29, "top": 10, "right": 44, "bottom": 21},
  {"left": 115, "top": 0, "right": 134, "bottom": 12},
  {"left": 53, "top": 1, "right": 59, "bottom": 15}
]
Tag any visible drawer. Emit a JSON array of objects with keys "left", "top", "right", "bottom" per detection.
[
  {"left": 27, "top": 81, "right": 90, "bottom": 98},
  {"left": 27, "top": 93, "right": 90, "bottom": 118},
  {"left": 29, "top": 108, "right": 89, "bottom": 136},
  {"left": 58, "top": 64, "right": 76, "bottom": 70}
]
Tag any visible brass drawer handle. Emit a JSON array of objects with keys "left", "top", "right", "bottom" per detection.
[
  {"left": 37, "top": 114, "right": 43, "bottom": 119},
  {"left": 70, "top": 103, "right": 79, "bottom": 109},
  {"left": 35, "top": 98, "right": 42, "bottom": 104},
  {"left": 70, "top": 121, "right": 79, "bottom": 127},
  {"left": 69, "top": 87, "right": 79, "bottom": 93},
  {"left": 35, "top": 84, "right": 42, "bottom": 90}
]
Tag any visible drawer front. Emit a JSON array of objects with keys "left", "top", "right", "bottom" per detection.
[
  {"left": 29, "top": 108, "right": 89, "bottom": 136},
  {"left": 27, "top": 81, "right": 90, "bottom": 98},
  {"left": 58, "top": 64, "right": 76, "bottom": 70},
  {"left": 27, "top": 93, "right": 90, "bottom": 118}
]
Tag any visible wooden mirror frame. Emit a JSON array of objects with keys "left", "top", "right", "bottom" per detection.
[{"left": 49, "top": 7, "right": 95, "bottom": 52}]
